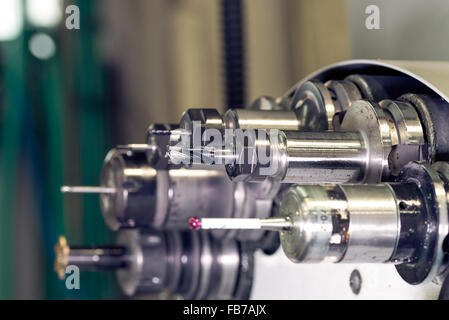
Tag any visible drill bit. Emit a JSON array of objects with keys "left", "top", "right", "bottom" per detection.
[
  {"left": 60, "top": 186, "right": 117, "bottom": 194},
  {"left": 166, "top": 145, "right": 237, "bottom": 165},
  {"left": 149, "top": 128, "right": 192, "bottom": 136},
  {"left": 188, "top": 217, "right": 292, "bottom": 232},
  {"left": 115, "top": 144, "right": 155, "bottom": 152}
]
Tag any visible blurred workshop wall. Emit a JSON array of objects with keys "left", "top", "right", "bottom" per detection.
[
  {"left": 246, "top": 0, "right": 351, "bottom": 100},
  {"left": 102, "top": 0, "right": 223, "bottom": 143},
  {"left": 286, "top": 0, "right": 351, "bottom": 77},
  {"left": 245, "top": 0, "right": 296, "bottom": 100},
  {"left": 101, "top": 0, "right": 351, "bottom": 143}
]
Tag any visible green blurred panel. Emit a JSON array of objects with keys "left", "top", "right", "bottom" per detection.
[
  {"left": 39, "top": 43, "right": 67, "bottom": 299},
  {"left": 75, "top": 0, "right": 118, "bottom": 299},
  {"left": 0, "top": 37, "right": 26, "bottom": 299},
  {"left": 0, "top": 0, "right": 118, "bottom": 300}
]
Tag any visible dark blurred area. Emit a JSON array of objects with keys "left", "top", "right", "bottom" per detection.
[{"left": 4, "top": 0, "right": 447, "bottom": 299}]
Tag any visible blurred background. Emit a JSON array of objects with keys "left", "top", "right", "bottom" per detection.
[{"left": 1, "top": 0, "right": 449, "bottom": 299}]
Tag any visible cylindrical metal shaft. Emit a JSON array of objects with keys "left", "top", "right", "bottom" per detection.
[
  {"left": 66, "top": 246, "right": 128, "bottom": 271},
  {"left": 54, "top": 236, "right": 128, "bottom": 280},
  {"left": 61, "top": 186, "right": 117, "bottom": 194},
  {"left": 169, "top": 130, "right": 369, "bottom": 184},
  {"left": 278, "top": 131, "right": 368, "bottom": 183}
]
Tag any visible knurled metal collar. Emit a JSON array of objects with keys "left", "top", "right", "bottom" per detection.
[{"left": 395, "top": 162, "right": 448, "bottom": 284}]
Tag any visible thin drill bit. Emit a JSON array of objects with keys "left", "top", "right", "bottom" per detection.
[
  {"left": 188, "top": 217, "right": 292, "bottom": 232},
  {"left": 60, "top": 186, "right": 117, "bottom": 194}
]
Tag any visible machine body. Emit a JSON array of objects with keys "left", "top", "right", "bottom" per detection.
[{"left": 58, "top": 60, "right": 449, "bottom": 299}]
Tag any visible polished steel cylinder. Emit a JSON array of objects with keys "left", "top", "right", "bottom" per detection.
[
  {"left": 279, "top": 184, "right": 400, "bottom": 263},
  {"left": 226, "top": 130, "right": 368, "bottom": 184},
  {"left": 278, "top": 131, "right": 368, "bottom": 184},
  {"left": 278, "top": 161, "right": 449, "bottom": 285},
  {"left": 341, "top": 185, "right": 400, "bottom": 262}
]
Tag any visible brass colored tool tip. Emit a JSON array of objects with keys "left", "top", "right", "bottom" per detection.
[{"left": 54, "top": 236, "right": 70, "bottom": 280}]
